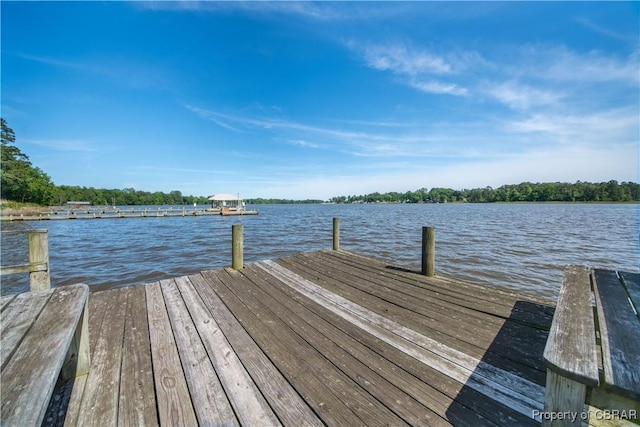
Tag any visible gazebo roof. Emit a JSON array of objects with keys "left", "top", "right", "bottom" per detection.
[{"left": 208, "top": 193, "right": 241, "bottom": 201}]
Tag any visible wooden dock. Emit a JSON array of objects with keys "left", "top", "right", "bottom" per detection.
[
  {"left": 0, "top": 207, "right": 255, "bottom": 221},
  {"left": 40, "top": 249, "right": 556, "bottom": 426}
]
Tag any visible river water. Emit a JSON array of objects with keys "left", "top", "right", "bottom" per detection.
[{"left": 1, "top": 203, "right": 638, "bottom": 299}]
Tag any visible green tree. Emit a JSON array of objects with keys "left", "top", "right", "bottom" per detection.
[{"left": 1, "top": 118, "right": 55, "bottom": 204}]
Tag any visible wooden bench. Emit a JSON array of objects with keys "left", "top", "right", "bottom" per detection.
[
  {"left": 543, "top": 266, "right": 640, "bottom": 426},
  {"left": 1, "top": 284, "right": 90, "bottom": 426}
]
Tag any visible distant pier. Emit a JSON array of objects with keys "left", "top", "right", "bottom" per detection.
[{"left": 0, "top": 206, "right": 258, "bottom": 222}]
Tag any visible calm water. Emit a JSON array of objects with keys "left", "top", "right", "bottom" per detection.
[{"left": 1, "top": 203, "right": 638, "bottom": 299}]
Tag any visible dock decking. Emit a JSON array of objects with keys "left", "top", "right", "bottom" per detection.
[{"left": 46, "top": 250, "right": 555, "bottom": 426}]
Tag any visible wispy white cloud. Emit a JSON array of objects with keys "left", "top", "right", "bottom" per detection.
[
  {"left": 409, "top": 79, "right": 468, "bottom": 96},
  {"left": 514, "top": 45, "right": 638, "bottom": 85},
  {"left": 185, "top": 104, "right": 380, "bottom": 147},
  {"left": 133, "top": 166, "right": 227, "bottom": 175},
  {"left": 505, "top": 106, "right": 639, "bottom": 146},
  {"left": 19, "top": 53, "right": 172, "bottom": 91},
  {"left": 136, "top": 1, "right": 419, "bottom": 22},
  {"left": 485, "top": 80, "right": 563, "bottom": 110},
  {"left": 347, "top": 40, "right": 486, "bottom": 97},
  {"left": 137, "top": 1, "right": 345, "bottom": 20},
  {"left": 574, "top": 16, "right": 637, "bottom": 42},
  {"left": 287, "top": 139, "right": 320, "bottom": 149},
  {"left": 187, "top": 104, "right": 449, "bottom": 157},
  {"left": 357, "top": 42, "right": 452, "bottom": 75},
  {"left": 185, "top": 105, "right": 513, "bottom": 161},
  {"left": 349, "top": 36, "right": 637, "bottom": 109},
  {"left": 18, "top": 53, "right": 83, "bottom": 70}
]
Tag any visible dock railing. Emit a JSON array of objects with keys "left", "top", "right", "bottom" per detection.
[{"left": 0, "top": 229, "right": 51, "bottom": 290}]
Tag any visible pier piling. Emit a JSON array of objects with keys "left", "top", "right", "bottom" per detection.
[
  {"left": 232, "top": 224, "right": 244, "bottom": 270},
  {"left": 333, "top": 217, "right": 340, "bottom": 251},
  {"left": 421, "top": 226, "right": 435, "bottom": 277}
]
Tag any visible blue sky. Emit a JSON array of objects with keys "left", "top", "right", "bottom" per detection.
[{"left": 2, "top": 1, "right": 638, "bottom": 200}]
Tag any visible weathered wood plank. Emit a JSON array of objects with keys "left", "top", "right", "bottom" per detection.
[
  {"left": 321, "top": 249, "right": 554, "bottom": 317},
  {"left": 543, "top": 265, "right": 598, "bottom": 385},
  {"left": 161, "top": 278, "right": 241, "bottom": 427},
  {"left": 619, "top": 271, "right": 640, "bottom": 317},
  {"left": 320, "top": 250, "right": 555, "bottom": 327},
  {"left": 118, "top": 285, "right": 158, "bottom": 427},
  {"left": 63, "top": 374, "right": 88, "bottom": 427},
  {"left": 204, "top": 268, "right": 385, "bottom": 427},
  {"left": 86, "top": 287, "right": 112, "bottom": 352},
  {"left": 0, "top": 261, "right": 47, "bottom": 275},
  {"left": 189, "top": 273, "right": 325, "bottom": 427},
  {"left": 1, "top": 289, "right": 52, "bottom": 370},
  {"left": 237, "top": 265, "right": 446, "bottom": 427},
  {"left": 1, "top": 284, "right": 88, "bottom": 426},
  {"left": 258, "top": 260, "right": 544, "bottom": 419},
  {"left": 542, "top": 370, "right": 587, "bottom": 426},
  {"left": 76, "top": 288, "right": 127, "bottom": 426},
  {"left": 593, "top": 269, "right": 640, "bottom": 400},
  {"left": 244, "top": 264, "right": 502, "bottom": 426},
  {"left": 0, "top": 294, "right": 17, "bottom": 311},
  {"left": 145, "top": 281, "right": 198, "bottom": 426},
  {"left": 245, "top": 263, "right": 535, "bottom": 427},
  {"left": 328, "top": 249, "right": 554, "bottom": 307},
  {"left": 281, "top": 252, "right": 548, "bottom": 383},
  {"left": 61, "top": 300, "right": 90, "bottom": 379},
  {"left": 64, "top": 287, "right": 117, "bottom": 426}
]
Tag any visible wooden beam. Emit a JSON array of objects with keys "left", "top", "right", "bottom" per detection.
[
  {"left": 543, "top": 266, "right": 598, "bottom": 385},
  {"left": 542, "top": 370, "right": 586, "bottom": 426},
  {"left": 28, "top": 230, "right": 50, "bottom": 290}
]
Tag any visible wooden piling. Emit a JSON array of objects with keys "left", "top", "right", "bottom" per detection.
[
  {"left": 232, "top": 224, "right": 243, "bottom": 270},
  {"left": 333, "top": 218, "right": 340, "bottom": 251},
  {"left": 28, "top": 229, "right": 50, "bottom": 290},
  {"left": 421, "top": 226, "right": 435, "bottom": 277}
]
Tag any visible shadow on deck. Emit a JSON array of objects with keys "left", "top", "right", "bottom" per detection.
[{"left": 446, "top": 300, "right": 555, "bottom": 426}]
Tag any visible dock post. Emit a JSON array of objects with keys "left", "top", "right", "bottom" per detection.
[
  {"left": 232, "top": 224, "right": 243, "bottom": 270},
  {"left": 333, "top": 217, "right": 340, "bottom": 251},
  {"left": 421, "top": 226, "right": 435, "bottom": 277},
  {"left": 28, "top": 229, "right": 50, "bottom": 290}
]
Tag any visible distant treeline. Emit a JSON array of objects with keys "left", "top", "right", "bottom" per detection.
[
  {"left": 244, "top": 198, "right": 324, "bottom": 204},
  {"left": 14, "top": 181, "right": 640, "bottom": 207},
  {"left": 329, "top": 181, "right": 640, "bottom": 204},
  {"left": 51, "top": 186, "right": 210, "bottom": 206},
  {"left": 46, "top": 189, "right": 325, "bottom": 206}
]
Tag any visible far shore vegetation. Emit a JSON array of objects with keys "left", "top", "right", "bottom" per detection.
[
  {"left": 328, "top": 181, "right": 639, "bottom": 204},
  {"left": 1, "top": 118, "right": 638, "bottom": 209}
]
